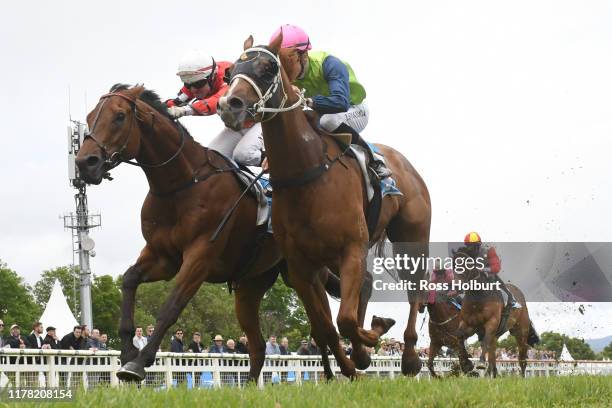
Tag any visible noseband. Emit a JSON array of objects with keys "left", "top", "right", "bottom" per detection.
[
  {"left": 84, "top": 92, "right": 185, "bottom": 171},
  {"left": 229, "top": 47, "right": 305, "bottom": 122}
]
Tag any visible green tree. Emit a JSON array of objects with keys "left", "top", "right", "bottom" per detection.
[
  {"left": 107, "top": 275, "right": 310, "bottom": 352},
  {"left": 92, "top": 275, "right": 122, "bottom": 348},
  {"left": 537, "top": 331, "right": 596, "bottom": 360},
  {"left": 128, "top": 279, "right": 241, "bottom": 350},
  {"left": 33, "top": 266, "right": 80, "bottom": 318},
  {"left": 0, "top": 260, "right": 41, "bottom": 328},
  {"left": 498, "top": 335, "right": 518, "bottom": 353},
  {"left": 601, "top": 341, "right": 612, "bottom": 360},
  {"left": 260, "top": 279, "right": 310, "bottom": 350}
]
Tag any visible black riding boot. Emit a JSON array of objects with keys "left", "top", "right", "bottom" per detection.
[
  {"left": 493, "top": 275, "right": 521, "bottom": 309},
  {"left": 333, "top": 123, "right": 392, "bottom": 179},
  {"left": 527, "top": 320, "right": 540, "bottom": 346}
]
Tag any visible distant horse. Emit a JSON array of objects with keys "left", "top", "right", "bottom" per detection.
[
  {"left": 426, "top": 291, "right": 474, "bottom": 377},
  {"left": 76, "top": 84, "right": 297, "bottom": 382},
  {"left": 218, "top": 34, "right": 431, "bottom": 379},
  {"left": 452, "top": 250, "right": 536, "bottom": 377}
]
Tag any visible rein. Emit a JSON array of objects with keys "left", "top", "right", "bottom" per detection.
[
  {"left": 230, "top": 47, "right": 347, "bottom": 189},
  {"left": 230, "top": 47, "right": 305, "bottom": 122},
  {"left": 85, "top": 92, "right": 186, "bottom": 170},
  {"left": 429, "top": 312, "right": 460, "bottom": 327}
]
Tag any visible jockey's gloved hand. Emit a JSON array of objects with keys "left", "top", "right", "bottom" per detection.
[
  {"left": 165, "top": 98, "right": 183, "bottom": 107},
  {"left": 167, "top": 105, "right": 192, "bottom": 119}
]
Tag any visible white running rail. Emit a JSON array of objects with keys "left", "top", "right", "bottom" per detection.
[{"left": 1, "top": 349, "right": 610, "bottom": 390}]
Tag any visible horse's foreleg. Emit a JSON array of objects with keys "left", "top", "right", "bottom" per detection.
[
  {"left": 119, "top": 249, "right": 176, "bottom": 365},
  {"left": 289, "top": 263, "right": 352, "bottom": 379},
  {"left": 234, "top": 266, "right": 280, "bottom": 383},
  {"left": 455, "top": 321, "right": 475, "bottom": 374},
  {"left": 428, "top": 341, "right": 441, "bottom": 378},
  {"left": 118, "top": 245, "right": 211, "bottom": 381},
  {"left": 337, "top": 246, "right": 380, "bottom": 348}
]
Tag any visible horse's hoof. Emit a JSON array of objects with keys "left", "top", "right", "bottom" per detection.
[
  {"left": 120, "top": 347, "right": 139, "bottom": 365},
  {"left": 467, "top": 371, "right": 480, "bottom": 378},
  {"left": 350, "top": 349, "right": 371, "bottom": 370},
  {"left": 371, "top": 315, "right": 396, "bottom": 334},
  {"left": 461, "top": 359, "right": 474, "bottom": 373},
  {"left": 116, "top": 362, "right": 146, "bottom": 382},
  {"left": 401, "top": 354, "right": 422, "bottom": 376}
]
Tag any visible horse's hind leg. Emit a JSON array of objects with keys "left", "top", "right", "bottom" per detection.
[
  {"left": 387, "top": 234, "right": 429, "bottom": 376},
  {"left": 234, "top": 265, "right": 281, "bottom": 383},
  {"left": 483, "top": 321, "right": 498, "bottom": 378},
  {"left": 510, "top": 319, "right": 529, "bottom": 377},
  {"left": 119, "top": 248, "right": 176, "bottom": 365}
]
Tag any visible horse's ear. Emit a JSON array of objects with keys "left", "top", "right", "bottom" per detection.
[
  {"left": 243, "top": 35, "right": 254, "bottom": 50},
  {"left": 128, "top": 84, "right": 146, "bottom": 99},
  {"left": 268, "top": 30, "right": 283, "bottom": 54}
]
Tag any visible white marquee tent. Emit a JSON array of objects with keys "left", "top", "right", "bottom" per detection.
[
  {"left": 560, "top": 343, "right": 575, "bottom": 361},
  {"left": 38, "top": 279, "right": 79, "bottom": 338}
]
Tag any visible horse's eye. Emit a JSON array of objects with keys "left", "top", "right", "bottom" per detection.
[{"left": 116, "top": 112, "right": 126, "bottom": 122}]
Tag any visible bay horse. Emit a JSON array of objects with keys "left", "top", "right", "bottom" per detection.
[
  {"left": 76, "top": 84, "right": 303, "bottom": 382},
  {"left": 427, "top": 291, "right": 474, "bottom": 377},
  {"left": 452, "top": 250, "right": 536, "bottom": 377},
  {"left": 218, "top": 34, "right": 431, "bottom": 379}
]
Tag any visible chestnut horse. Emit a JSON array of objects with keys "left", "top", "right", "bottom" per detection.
[
  {"left": 218, "top": 35, "right": 431, "bottom": 378},
  {"left": 76, "top": 84, "right": 290, "bottom": 382},
  {"left": 452, "top": 250, "right": 536, "bottom": 377}
]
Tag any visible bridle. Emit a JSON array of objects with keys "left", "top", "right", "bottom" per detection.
[
  {"left": 229, "top": 47, "right": 305, "bottom": 122},
  {"left": 84, "top": 92, "right": 185, "bottom": 171}
]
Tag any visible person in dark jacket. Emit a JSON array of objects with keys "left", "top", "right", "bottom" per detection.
[
  {"left": 60, "top": 326, "right": 83, "bottom": 350},
  {"left": 307, "top": 337, "right": 321, "bottom": 355},
  {"left": 279, "top": 337, "right": 290, "bottom": 355},
  {"left": 0, "top": 319, "right": 4, "bottom": 348},
  {"left": 42, "top": 327, "right": 61, "bottom": 349},
  {"left": 25, "top": 322, "right": 44, "bottom": 349},
  {"left": 297, "top": 339, "right": 310, "bottom": 356},
  {"left": 188, "top": 332, "right": 204, "bottom": 353},
  {"left": 236, "top": 335, "right": 248, "bottom": 354},
  {"left": 170, "top": 329, "right": 185, "bottom": 353}
]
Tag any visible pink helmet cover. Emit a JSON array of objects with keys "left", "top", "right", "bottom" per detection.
[{"left": 270, "top": 24, "right": 312, "bottom": 51}]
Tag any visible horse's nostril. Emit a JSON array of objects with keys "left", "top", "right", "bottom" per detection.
[
  {"left": 229, "top": 97, "right": 244, "bottom": 110},
  {"left": 86, "top": 155, "right": 100, "bottom": 167}
]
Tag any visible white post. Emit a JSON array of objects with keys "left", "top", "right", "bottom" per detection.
[
  {"left": 47, "top": 354, "right": 57, "bottom": 387},
  {"left": 213, "top": 357, "right": 221, "bottom": 388},
  {"left": 109, "top": 355, "right": 119, "bottom": 387},
  {"left": 165, "top": 357, "right": 173, "bottom": 388}
]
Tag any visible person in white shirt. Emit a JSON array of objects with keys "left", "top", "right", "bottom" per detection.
[{"left": 132, "top": 327, "right": 147, "bottom": 351}]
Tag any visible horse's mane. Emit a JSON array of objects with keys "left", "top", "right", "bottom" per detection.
[{"left": 109, "top": 83, "right": 195, "bottom": 142}]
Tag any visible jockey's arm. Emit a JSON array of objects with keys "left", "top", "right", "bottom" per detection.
[
  {"left": 189, "top": 82, "right": 229, "bottom": 116},
  {"left": 166, "top": 86, "right": 194, "bottom": 107},
  {"left": 486, "top": 246, "right": 501, "bottom": 274},
  {"left": 311, "top": 55, "right": 351, "bottom": 114}
]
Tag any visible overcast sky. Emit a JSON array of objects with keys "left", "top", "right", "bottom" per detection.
[{"left": 0, "top": 0, "right": 610, "bottom": 343}]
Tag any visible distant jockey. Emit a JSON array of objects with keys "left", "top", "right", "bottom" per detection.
[
  {"left": 462, "top": 232, "right": 521, "bottom": 309},
  {"left": 428, "top": 259, "right": 457, "bottom": 304},
  {"left": 166, "top": 51, "right": 265, "bottom": 167},
  {"left": 270, "top": 24, "right": 392, "bottom": 179}
]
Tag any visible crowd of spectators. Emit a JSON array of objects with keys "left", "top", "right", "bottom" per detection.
[
  {"left": 0, "top": 319, "right": 109, "bottom": 352},
  {"left": 0, "top": 319, "right": 558, "bottom": 361}
]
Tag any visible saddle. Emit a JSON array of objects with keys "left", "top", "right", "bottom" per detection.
[{"left": 304, "top": 111, "right": 402, "bottom": 237}]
